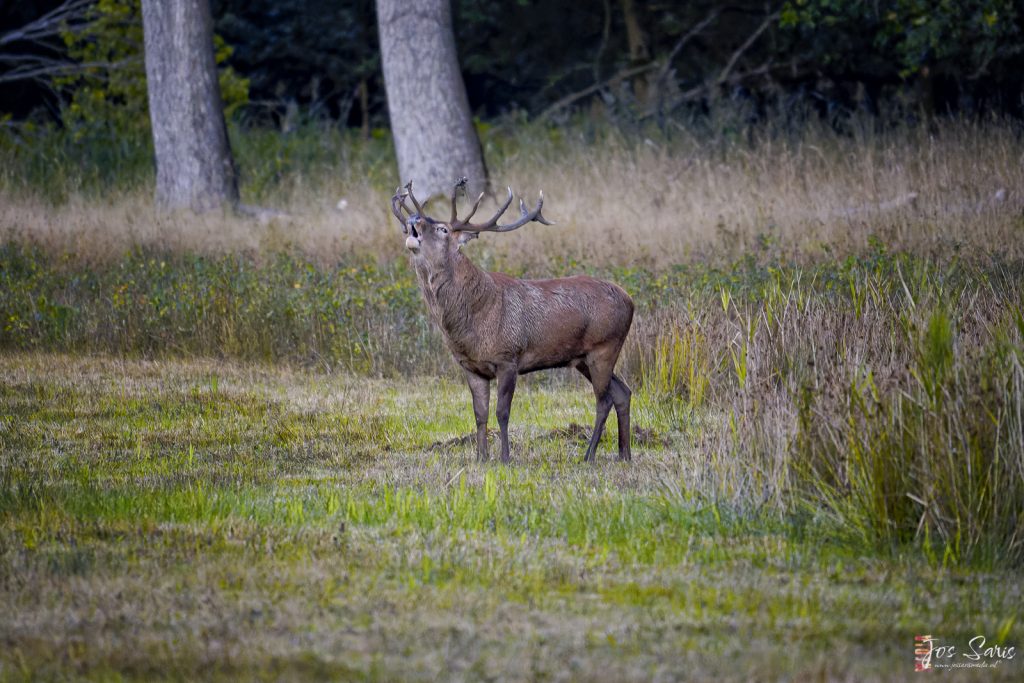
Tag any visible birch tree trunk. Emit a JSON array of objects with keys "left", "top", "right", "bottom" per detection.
[
  {"left": 377, "top": 0, "right": 487, "bottom": 200},
  {"left": 141, "top": 0, "right": 237, "bottom": 211}
]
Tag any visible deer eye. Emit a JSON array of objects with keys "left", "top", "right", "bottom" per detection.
[{"left": 436, "top": 225, "right": 448, "bottom": 235}]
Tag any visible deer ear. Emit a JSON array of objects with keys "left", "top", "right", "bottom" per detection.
[{"left": 456, "top": 231, "right": 477, "bottom": 246}]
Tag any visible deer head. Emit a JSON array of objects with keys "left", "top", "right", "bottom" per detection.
[
  {"left": 391, "top": 178, "right": 553, "bottom": 268},
  {"left": 386, "top": 177, "right": 633, "bottom": 464}
]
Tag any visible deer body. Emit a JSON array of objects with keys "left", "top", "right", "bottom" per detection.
[
  {"left": 394, "top": 180, "right": 634, "bottom": 462},
  {"left": 414, "top": 256, "right": 633, "bottom": 377}
]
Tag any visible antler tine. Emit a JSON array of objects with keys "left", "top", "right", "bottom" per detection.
[
  {"left": 404, "top": 181, "right": 425, "bottom": 216},
  {"left": 391, "top": 186, "right": 411, "bottom": 232},
  {"left": 448, "top": 176, "right": 487, "bottom": 226},
  {"left": 459, "top": 192, "right": 485, "bottom": 224},
  {"left": 456, "top": 190, "right": 554, "bottom": 234},
  {"left": 451, "top": 186, "right": 514, "bottom": 231},
  {"left": 493, "top": 191, "right": 553, "bottom": 232},
  {"left": 399, "top": 193, "right": 417, "bottom": 218},
  {"left": 449, "top": 176, "right": 466, "bottom": 223}
]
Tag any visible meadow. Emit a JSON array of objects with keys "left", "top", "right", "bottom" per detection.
[{"left": 1, "top": 113, "right": 1023, "bottom": 680}]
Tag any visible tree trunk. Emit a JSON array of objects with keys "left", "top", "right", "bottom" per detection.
[
  {"left": 619, "top": 0, "right": 650, "bottom": 105},
  {"left": 377, "top": 0, "right": 487, "bottom": 200},
  {"left": 141, "top": 0, "right": 237, "bottom": 212},
  {"left": 620, "top": 0, "right": 649, "bottom": 63},
  {"left": 359, "top": 78, "right": 370, "bottom": 140}
]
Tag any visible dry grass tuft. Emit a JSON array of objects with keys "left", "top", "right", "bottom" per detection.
[
  {"left": 4, "top": 116, "right": 1024, "bottom": 680},
  {"left": 2, "top": 118, "right": 1022, "bottom": 267}
]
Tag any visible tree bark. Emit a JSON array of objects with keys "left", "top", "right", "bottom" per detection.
[
  {"left": 620, "top": 0, "right": 649, "bottom": 63},
  {"left": 619, "top": 0, "right": 650, "bottom": 105},
  {"left": 377, "top": 0, "right": 487, "bottom": 200},
  {"left": 141, "top": 0, "right": 237, "bottom": 212}
]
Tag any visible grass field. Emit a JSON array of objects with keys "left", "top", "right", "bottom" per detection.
[
  {"left": 2, "top": 115, "right": 1024, "bottom": 680},
  {"left": 2, "top": 352, "right": 1020, "bottom": 681}
]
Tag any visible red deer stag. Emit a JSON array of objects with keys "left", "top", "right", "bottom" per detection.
[{"left": 391, "top": 178, "right": 634, "bottom": 463}]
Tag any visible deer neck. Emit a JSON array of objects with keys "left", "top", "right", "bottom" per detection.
[{"left": 414, "top": 249, "right": 496, "bottom": 343}]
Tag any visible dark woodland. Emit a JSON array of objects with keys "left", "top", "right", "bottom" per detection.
[
  {"left": 2, "top": 2, "right": 1023, "bottom": 681},
  {"left": 3, "top": 0, "right": 1023, "bottom": 126}
]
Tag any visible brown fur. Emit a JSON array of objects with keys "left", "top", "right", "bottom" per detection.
[{"left": 404, "top": 213, "right": 634, "bottom": 462}]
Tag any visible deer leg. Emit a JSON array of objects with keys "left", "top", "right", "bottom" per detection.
[
  {"left": 495, "top": 368, "right": 518, "bottom": 463},
  {"left": 466, "top": 372, "right": 490, "bottom": 461},
  {"left": 608, "top": 374, "right": 632, "bottom": 461},
  {"left": 579, "top": 359, "right": 613, "bottom": 462}
]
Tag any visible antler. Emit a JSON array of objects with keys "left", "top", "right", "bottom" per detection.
[
  {"left": 395, "top": 178, "right": 553, "bottom": 236},
  {"left": 391, "top": 181, "right": 428, "bottom": 233},
  {"left": 404, "top": 181, "right": 425, "bottom": 215},
  {"left": 391, "top": 187, "right": 410, "bottom": 231},
  {"left": 449, "top": 176, "right": 485, "bottom": 224},
  {"left": 450, "top": 184, "right": 553, "bottom": 233}
]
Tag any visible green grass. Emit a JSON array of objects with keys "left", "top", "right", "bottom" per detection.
[
  {"left": 2, "top": 114, "right": 1024, "bottom": 679},
  {"left": 0, "top": 120, "right": 398, "bottom": 204},
  {"left": 1, "top": 352, "right": 1021, "bottom": 681},
  {"left": 3, "top": 244, "right": 1024, "bottom": 568}
]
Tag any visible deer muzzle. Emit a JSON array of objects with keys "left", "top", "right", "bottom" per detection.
[{"left": 405, "top": 220, "right": 421, "bottom": 252}]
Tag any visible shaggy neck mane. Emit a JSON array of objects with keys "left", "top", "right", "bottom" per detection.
[{"left": 415, "top": 249, "right": 496, "bottom": 344}]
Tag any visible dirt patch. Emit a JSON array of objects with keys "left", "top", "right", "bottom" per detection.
[{"left": 427, "top": 423, "right": 667, "bottom": 451}]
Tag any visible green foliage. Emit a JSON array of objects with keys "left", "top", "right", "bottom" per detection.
[
  {"left": 213, "top": 0, "right": 378, "bottom": 124},
  {"left": 213, "top": 35, "right": 250, "bottom": 118},
  {"left": 781, "top": 0, "right": 1023, "bottom": 79},
  {"left": 0, "top": 115, "right": 150, "bottom": 200},
  {"left": 229, "top": 121, "right": 395, "bottom": 202},
  {"left": 55, "top": 0, "right": 145, "bottom": 137},
  {"left": 0, "top": 117, "right": 392, "bottom": 201},
  {"left": 0, "top": 243, "right": 430, "bottom": 375},
  {"left": 793, "top": 303, "right": 1024, "bottom": 567},
  {"left": 3, "top": 240, "right": 1024, "bottom": 568},
  {"left": 3, "top": 352, "right": 1019, "bottom": 679},
  {"left": 5, "top": 0, "right": 1024, "bottom": 135},
  {"left": 56, "top": 0, "right": 249, "bottom": 137},
  {"left": 639, "top": 323, "right": 711, "bottom": 409},
  {"left": 917, "top": 308, "right": 954, "bottom": 404}
]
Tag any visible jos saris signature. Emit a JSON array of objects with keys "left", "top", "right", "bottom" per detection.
[{"left": 915, "top": 634, "right": 1017, "bottom": 671}]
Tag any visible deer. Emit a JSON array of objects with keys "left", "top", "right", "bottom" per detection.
[{"left": 390, "top": 178, "right": 634, "bottom": 463}]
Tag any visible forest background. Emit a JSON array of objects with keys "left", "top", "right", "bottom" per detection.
[{"left": 2, "top": 1, "right": 1024, "bottom": 680}]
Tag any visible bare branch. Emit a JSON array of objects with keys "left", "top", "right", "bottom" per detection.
[
  {"left": 0, "top": 1, "right": 102, "bottom": 88},
  {"left": 0, "top": 57, "right": 139, "bottom": 87},
  {"left": 592, "top": 0, "right": 612, "bottom": 84},
  {"left": 0, "top": 0, "right": 94, "bottom": 48},
  {"left": 0, "top": 53, "right": 69, "bottom": 64},
  {"left": 536, "top": 62, "right": 659, "bottom": 123},
  {"left": 654, "top": 9, "right": 720, "bottom": 87},
  {"left": 536, "top": 7, "right": 728, "bottom": 124},
  {"left": 642, "top": 56, "right": 807, "bottom": 120},
  {"left": 716, "top": 10, "right": 780, "bottom": 86}
]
